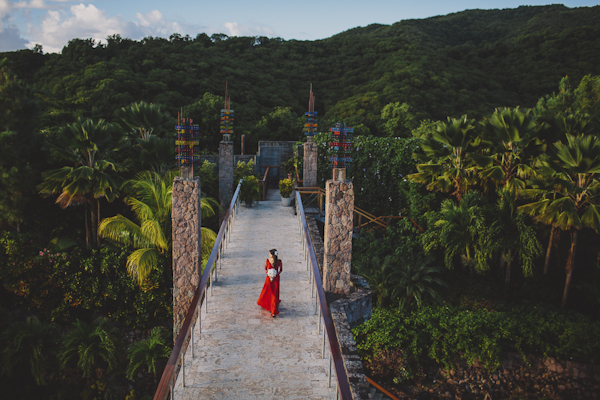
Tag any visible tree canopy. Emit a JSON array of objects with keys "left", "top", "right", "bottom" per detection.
[{"left": 1, "top": 5, "right": 599, "bottom": 154}]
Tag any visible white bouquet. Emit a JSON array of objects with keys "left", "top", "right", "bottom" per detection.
[{"left": 267, "top": 268, "right": 277, "bottom": 281}]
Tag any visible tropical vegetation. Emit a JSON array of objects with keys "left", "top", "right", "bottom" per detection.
[{"left": 1, "top": 4, "right": 600, "bottom": 398}]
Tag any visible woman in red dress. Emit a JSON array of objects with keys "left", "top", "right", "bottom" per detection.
[{"left": 257, "top": 249, "right": 282, "bottom": 317}]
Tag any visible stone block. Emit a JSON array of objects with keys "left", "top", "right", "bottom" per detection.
[
  {"left": 304, "top": 139, "right": 318, "bottom": 188},
  {"left": 324, "top": 180, "right": 354, "bottom": 296},
  {"left": 172, "top": 177, "right": 202, "bottom": 341},
  {"left": 330, "top": 280, "right": 373, "bottom": 400},
  {"left": 219, "top": 140, "right": 234, "bottom": 209}
]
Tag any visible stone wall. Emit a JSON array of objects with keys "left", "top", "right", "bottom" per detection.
[
  {"left": 303, "top": 138, "right": 318, "bottom": 187},
  {"left": 335, "top": 275, "right": 373, "bottom": 329},
  {"left": 172, "top": 177, "right": 201, "bottom": 340},
  {"left": 323, "top": 180, "right": 354, "bottom": 296},
  {"left": 330, "top": 276, "right": 373, "bottom": 400}
]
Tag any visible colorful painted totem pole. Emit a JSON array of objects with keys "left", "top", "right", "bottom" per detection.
[
  {"left": 304, "top": 83, "right": 317, "bottom": 136},
  {"left": 220, "top": 82, "right": 234, "bottom": 140},
  {"left": 329, "top": 123, "right": 353, "bottom": 168},
  {"left": 176, "top": 113, "right": 200, "bottom": 179}
]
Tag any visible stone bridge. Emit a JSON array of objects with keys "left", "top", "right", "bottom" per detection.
[{"left": 157, "top": 139, "right": 381, "bottom": 399}]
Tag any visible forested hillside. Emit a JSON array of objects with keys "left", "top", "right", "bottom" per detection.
[
  {"left": 3, "top": 4, "right": 600, "bottom": 151},
  {"left": 2, "top": 5, "right": 600, "bottom": 399}
]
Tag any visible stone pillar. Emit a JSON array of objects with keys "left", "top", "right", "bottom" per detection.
[
  {"left": 323, "top": 178, "right": 354, "bottom": 296},
  {"left": 172, "top": 177, "right": 201, "bottom": 340},
  {"left": 303, "top": 136, "right": 317, "bottom": 188},
  {"left": 180, "top": 165, "right": 193, "bottom": 180},
  {"left": 219, "top": 135, "right": 234, "bottom": 209}
]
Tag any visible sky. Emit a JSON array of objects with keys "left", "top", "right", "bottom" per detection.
[{"left": 0, "top": 0, "right": 598, "bottom": 53}]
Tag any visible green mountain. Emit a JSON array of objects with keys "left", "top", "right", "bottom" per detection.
[{"left": 3, "top": 4, "right": 600, "bottom": 150}]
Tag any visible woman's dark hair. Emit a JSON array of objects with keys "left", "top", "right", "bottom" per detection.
[{"left": 269, "top": 249, "right": 278, "bottom": 262}]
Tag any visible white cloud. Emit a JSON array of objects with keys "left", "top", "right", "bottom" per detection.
[
  {"left": 28, "top": 0, "right": 46, "bottom": 9},
  {"left": 25, "top": 3, "right": 186, "bottom": 53},
  {"left": 135, "top": 10, "right": 181, "bottom": 36},
  {"left": 135, "top": 10, "right": 162, "bottom": 27},
  {"left": 1, "top": 1, "right": 208, "bottom": 53},
  {"left": 0, "top": 0, "right": 39, "bottom": 51},
  {"left": 221, "top": 21, "right": 274, "bottom": 37},
  {"left": 0, "top": 21, "right": 28, "bottom": 50},
  {"left": 26, "top": 4, "right": 127, "bottom": 52},
  {"left": 0, "top": 0, "right": 49, "bottom": 18}
]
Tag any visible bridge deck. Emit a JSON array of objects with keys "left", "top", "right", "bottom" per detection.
[{"left": 174, "top": 190, "right": 336, "bottom": 399}]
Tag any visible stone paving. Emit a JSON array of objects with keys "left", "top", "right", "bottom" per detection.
[{"left": 174, "top": 190, "right": 337, "bottom": 399}]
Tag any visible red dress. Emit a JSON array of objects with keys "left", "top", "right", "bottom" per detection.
[{"left": 257, "top": 259, "right": 282, "bottom": 315}]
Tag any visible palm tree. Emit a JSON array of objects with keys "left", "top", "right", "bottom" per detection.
[
  {"left": 474, "top": 107, "right": 544, "bottom": 192},
  {"left": 126, "top": 327, "right": 170, "bottom": 386},
  {"left": 118, "top": 101, "right": 171, "bottom": 141},
  {"left": 519, "top": 174, "right": 563, "bottom": 276},
  {"left": 549, "top": 112, "right": 594, "bottom": 138},
  {"left": 408, "top": 115, "right": 478, "bottom": 200},
  {"left": 488, "top": 189, "right": 542, "bottom": 299},
  {"left": 522, "top": 111, "right": 591, "bottom": 275},
  {"left": 138, "top": 135, "right": 176, "bottom": 174},
  {"left": 117, "top": 101, "right": 175, "bottom": 172},
  {"left": 99, "top": 170, "right": 219, "bottom": 285},
  {"left": 199, "top": 196, "right": 221, "bottom": 266},
  {"left": 354, "top": 255, "right": 400, "bottom": 308},
  {"left": 59, "top": 318, "right": 119, "bottom": 378},
  {"left": 519, "top": 134, "right": 600, "bottom": 308},
  {"left": 1, "top": 316, "right": 58, "bottom": 385},
  {"left": 38, "top": 117, "right": 123, "bottom": 249},
  {"left": 392, "top": 255, "right": 447, "bottom": 309},
  {"left": 423, "top": 192, "right": 492, "bottom": 291},
  {"left": 355, "top": 252, "right": 447, "bottom": 308}
]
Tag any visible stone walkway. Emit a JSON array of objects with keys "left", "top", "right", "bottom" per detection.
[{"left": 174, "top": 190, "right": 337, "bottom": 399}]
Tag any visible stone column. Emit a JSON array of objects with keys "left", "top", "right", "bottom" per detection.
[
  {"left": 172, "top": 176, "right": 201, "bottom": 340},
  {"left": 180, "top": 165, "right": 193, "bottom": 180},
  {"left": 303, "top": 136, "right": 317, "bottom": 187},
  {"left": 219, "top": 135, "right": 234, "bottom": 209},
  {"left": 323, "top": 178, "right": 354, "bottom": 296}
]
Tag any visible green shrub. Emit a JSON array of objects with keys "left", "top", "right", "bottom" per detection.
[
  {"left": 198, "top": 160, "right": 218, "bottom": 199},
  {"left": 278, "top": 179, "right": 293, "bottom": 198},
  {"left": 234, "top": 160, "right": 256, "bottom": 183},
  {"left": 283, "top": 158, "right": 296, "bottom": 176},
  {"left": 0, "top": 233, "right": 172, "bottom": 328},
  {"left": 240, "top": 175, "right": 261, "bottom": 204},
  {"left": 353, "top": 305, "right": 600, "bottom": 376},
  {"left": 313, "top": 133, "right": 420, "bottom": 216}
]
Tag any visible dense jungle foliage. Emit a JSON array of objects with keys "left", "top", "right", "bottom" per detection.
[
  {"left": 1, "top": 4, "right": 600, "bottom": 399},
  {"left": 3, "top": 4, "right": 600, "bottom": 151}
]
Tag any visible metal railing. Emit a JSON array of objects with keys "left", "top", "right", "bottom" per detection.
[
  {"left": 153, "top": 180, "right": 243, "bottom": 400},
  {"left": 366, "top": 376, "right": 402, "bottom": 400},
  {"left": 294, "top": 189, "right": 353, "bottom": 400},
  {"left": 258, "top": 166, "right": 270, "bottom": 201},
  {"left": 295, "top": 186, "right": 425, "bottom": 233},
  {"left": 295, "top": 186, "right": 325, "bottom": 215}
]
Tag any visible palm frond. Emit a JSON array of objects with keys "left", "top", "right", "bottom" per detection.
[
  {"left": 98, "top": 214, "right": 143, "bottom": 247},
  {"left": 140, "top": 220, "right": 168, "bottom": 252},
  {"left": 127, "top": 248, "right": 160, "bottom": 286}
]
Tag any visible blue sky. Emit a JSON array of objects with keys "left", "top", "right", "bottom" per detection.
[{"left": 0, "top": 1, "right": 598, "bottom": 53}]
